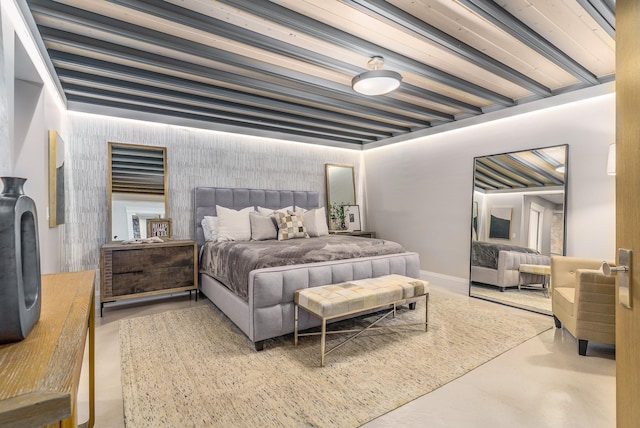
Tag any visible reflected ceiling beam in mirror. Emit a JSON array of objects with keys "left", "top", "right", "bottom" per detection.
[
  {"left": 475, "top": 163, "right": 529, "bottom": 190},
  {"left": 488, "top": 157, "right": 546, "bottom": 187},
  {"left": 505, "top": 153, "right": 564, "bottom": 186}
]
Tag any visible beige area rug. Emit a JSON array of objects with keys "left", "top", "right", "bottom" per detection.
[
  {"left": 119, "top": 294, "right": 552, "bottom": 427},
  {"left": 471, "top": 283, "right": 552, "bottom": 314}
]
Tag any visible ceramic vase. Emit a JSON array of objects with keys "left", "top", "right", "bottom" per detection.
[{"left": 0, "top": 177, "right": 42, "bottom": 344}]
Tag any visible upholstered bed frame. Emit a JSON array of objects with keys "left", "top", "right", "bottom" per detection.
[{"left": 194, "top": 187, "right": 421, "bottom": 350}]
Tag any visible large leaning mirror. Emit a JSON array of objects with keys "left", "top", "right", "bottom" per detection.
[
  {"left": 325, "top": 163, "right": 356, "bottom": 229},
  {"left": 108, "top": 142, "right": 168, "bottom": 241},
  {"left": 469, "top": 145, "right": 568, "bottom": 315}
]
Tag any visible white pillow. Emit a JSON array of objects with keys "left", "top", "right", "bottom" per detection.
[
  {"left": 300, "top": 207, "right": 329, "bottom": 237},
  {"left": 216, "top": 206, "right": 254, "bottom": 241},
  {"left": 201, "top": 216, "right": 218, "bottom": 242},
  {"left": 256, "top": 205, "right": 293, "bottom": 217}
]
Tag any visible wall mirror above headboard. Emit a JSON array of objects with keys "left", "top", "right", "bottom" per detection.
[
  {"left": 325, "top": 163, "right": 356, "bottom": 225},
  {"left": 108, "top": 142, "right": 168, "bottom": 241},
  {"left": 469, "top": 144, "right": 568, "bottom": 315}
]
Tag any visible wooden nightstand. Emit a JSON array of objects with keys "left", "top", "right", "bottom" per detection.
[
  {"left": 100, "top": 239, "right": 197, "bottom": 316},
  {"left": 329, "top": 231, "right": 376, "bottom": 238}
]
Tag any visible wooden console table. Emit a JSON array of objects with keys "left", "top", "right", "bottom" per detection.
[{"left": 0, "top": 270, "right": 95, "bottom": 428}]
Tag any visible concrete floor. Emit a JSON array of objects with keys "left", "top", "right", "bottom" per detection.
[{"left": 78, "top": 282, "right": 615, "bottom": 428}]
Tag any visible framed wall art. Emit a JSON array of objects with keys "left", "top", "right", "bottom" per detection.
[
  {"left": 489, "top": 207, "right": 512, "bottom": 240},
  {"left": 344, "top": 205, "right": 361, "bottom": 232},
  {"left": 147, "top": 218, "right": 172, "bottom": 240},
  {"left": 48, "top": 130, "right": 65, "bottom": 227}
]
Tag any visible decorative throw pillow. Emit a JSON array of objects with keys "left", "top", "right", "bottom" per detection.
[
  {"left": 302, "top": 207, "right": 329, "bottom": 237},
  {"left": 201, "top": 216, "right": 218, "bottom": 242},
  {"left": 256, "top": 206, "right": 293, "bottom": 217},
  {"left": 276, "top": 211, "right": 309, "bottom": 241},
  {"left": 216, "top": 206, "right": 254, "bottom": 241},
  {"left": 249, "top": 212, "right": 277, "bottom": 241}
]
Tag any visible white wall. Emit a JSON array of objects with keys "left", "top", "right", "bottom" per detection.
[
  {"left": 364, "top": 91, "right": 616, "bottom": 281},
  {"left": 0, "top": 2, "right": 65, "bottom": 273}
]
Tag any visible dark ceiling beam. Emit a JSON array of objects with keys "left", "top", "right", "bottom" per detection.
[
  {"left": 485, "top": 157, "right": 546, "bottom": 187},
  {"left": 400, "top": 85, "right": 483, "bottom": 115},
  {"left": 457, "top": 0, "right": 599, "bottom": 85},
  {"left": 474, "top": 171, "right": 513, "bottom": 190},
  {"left": 58, "top": 74, "right": 394, "bottom": 140},
  {"left": 506, "top": 153, "right": 564, "bottom": 185},
  {"left": 14, "top": 0, "right": 67, "bottom": 104},
  {"left": 54, "top": 64, "right": 405, "bottom": 137},
  {"left": 216, "top": 0, "right": 515, "bottom": 106},
  {"left": 474, "top": 178, "right": 500, "bottom": 191},
  {"left": 343, "top": 0, "right": 552, "bottom": 96},
  {"left": 475, "top": 163, "right": 529, "bottom": 188},
  {"left": 111, "top": 0, "right": 484, "bottom": 115},
  {"left": 29, "top": 1, "right": 452, "bottom": 122},
  {"left": 533, "top": 150, "right": 565, "bottom": 172},
  {"left": 108, "top": 0, "right": 361, "bottom": 75},
  {"left": 40, "top": 30, "right": 430, "bottom": 128},
  {"left": 65, "top": 90, "right": 374, "bottom": 144},
  {"left": 576, "top": 0, "right": 615, "bottom": 38}
]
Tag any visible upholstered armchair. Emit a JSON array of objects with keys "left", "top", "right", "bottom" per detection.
[{"left": 550, "top": 256, "right": 616, "bottom": 356}]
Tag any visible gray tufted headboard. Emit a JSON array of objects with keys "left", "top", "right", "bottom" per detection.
[{"left": 194, "top": 187, "right": 320, "bottom": 249}]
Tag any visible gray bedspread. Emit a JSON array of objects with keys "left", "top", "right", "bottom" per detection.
[{"left": 199, "top": 235, "right": 406, "bottom": 301}]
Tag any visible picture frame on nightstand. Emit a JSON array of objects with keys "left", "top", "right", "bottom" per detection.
[
  {"left": 147, "top": 218, "right": 173, "bottom": 240},
  {"left": 344, "top": 205, "right": 361, "bottom": 231}
]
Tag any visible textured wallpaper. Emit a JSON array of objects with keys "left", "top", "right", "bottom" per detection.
[
  {"left": 63, "top": 114, "right": 362, "bottom": 271},
  {"left": 0, "top": 18, "right": 11, "bottom": 177}
]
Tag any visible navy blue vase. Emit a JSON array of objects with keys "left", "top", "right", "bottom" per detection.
[{"left": 0, "top": 177, "right": 41, "bottom": 344}]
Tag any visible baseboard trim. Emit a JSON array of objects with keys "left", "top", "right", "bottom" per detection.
[{"left": 419, "top": 270, "right": 469, "bottom": 295}]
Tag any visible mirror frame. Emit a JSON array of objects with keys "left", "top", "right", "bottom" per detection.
[
  {"left": 469, "top": 144, "right": 568, "bottom": 314},
  {"left": 108, "top": 142, "right": 168, "bottom": 242},
  {"left": 325, "top": 163, "right": 356, "bottom": 223}
]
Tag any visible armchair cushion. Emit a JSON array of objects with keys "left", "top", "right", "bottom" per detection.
[{"left": 551, "top": 256, "right": 615, "bottom": 355}]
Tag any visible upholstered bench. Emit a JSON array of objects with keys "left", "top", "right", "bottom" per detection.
[{"left": 294, "top": 274, "right": 429, "bottom": 366}]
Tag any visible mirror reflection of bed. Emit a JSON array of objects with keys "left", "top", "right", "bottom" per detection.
[{"left": 469, "top": 145, "right": 567, "bottom": 315}]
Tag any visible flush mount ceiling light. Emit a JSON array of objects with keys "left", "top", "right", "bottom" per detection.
[{"left": 351, "top": 56, "right": 402, "bottom": 96}]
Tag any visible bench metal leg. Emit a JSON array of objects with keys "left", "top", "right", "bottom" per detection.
[
  {"left": 298, "top": 293, "right": 430, "bottom": 367},
  {"left": 425, "top": 294, "right": 429, "bottom": 331},
  {"left": 294, "top": 304, "right": 299, "bottom": 346},
  {"left": 320, "top": 319, "right": 327, "bottom": 367}
]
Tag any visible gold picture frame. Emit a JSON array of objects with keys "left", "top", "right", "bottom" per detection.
[
  {"left": 147, "top": 218, "right": 172, "bottom": 240},
  {"left": 48, "top": 130, "right": 65, "bottom": 227}
]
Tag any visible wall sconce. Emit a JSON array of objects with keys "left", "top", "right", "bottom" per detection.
[
  {"left": 607, "top": 144, "right": 616, "bottom": 176},
  {"left": 352, "top": 56, "right": 402, "bottom": 96}
]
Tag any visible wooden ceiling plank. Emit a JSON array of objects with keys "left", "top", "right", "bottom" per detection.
[
  {"left": 343, "top": 0, "right": 552, "bottom": 96},
  {"left": 505, "top": 0, "right": 614, "bottom": 77},
  {"left": 576, "top": 0, "right": 615, "bottom": 37},
  {"left": 40, "top": 28, "right": 431, "bottom": 127},
  {"left": 217, "top": 0, "right": 515, "bottom": 106},
  {"left": 456, "top": 0, "right": 600, "bottom": 85},
  {"left": 395, "top": 0, "right": 579, "bottom": 90},
  {"left": 29, "top": 1, "right": 448, "bottom": 121}
]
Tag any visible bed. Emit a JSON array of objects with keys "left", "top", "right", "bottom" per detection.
[
  {"left": 470, "top": 241, "right": 550, "bottom": 291},
  {"left": 194, "top": 187, "right": 420, "bottom": 350}
]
